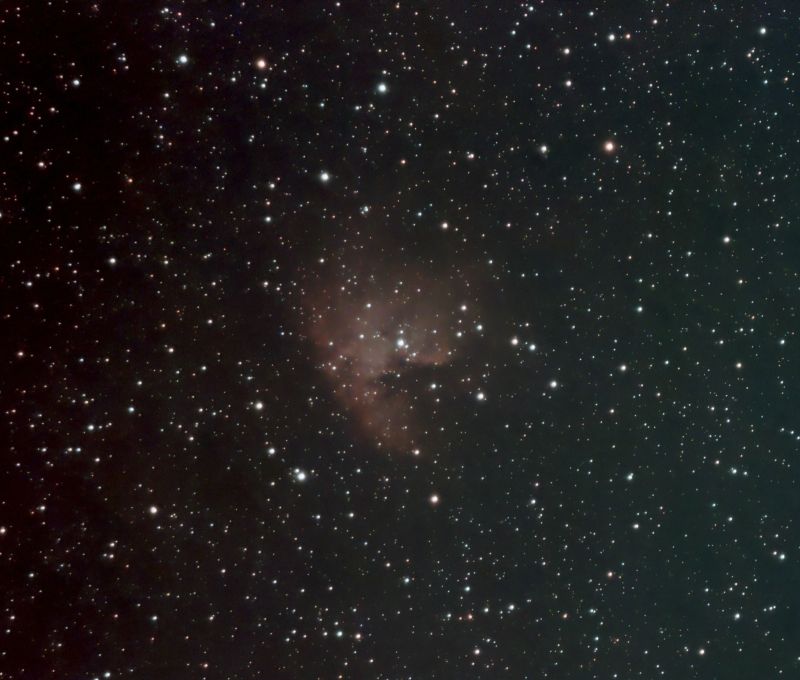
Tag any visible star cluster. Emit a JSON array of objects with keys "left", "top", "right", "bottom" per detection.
[{"left": 3, "top": 2, "right": 800, "bottom": 679}]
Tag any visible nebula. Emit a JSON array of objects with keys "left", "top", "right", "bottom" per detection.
[{"left": 305, "top": 264, "right": 466, "bottom": 451}]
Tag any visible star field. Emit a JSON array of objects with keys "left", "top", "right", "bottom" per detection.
[{"left": 3, "top": 2, "right": 800, "bottom": 678}]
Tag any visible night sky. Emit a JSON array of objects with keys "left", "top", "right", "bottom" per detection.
[{"left": 4, "top": 2, "right": 800, "bottom": 678}]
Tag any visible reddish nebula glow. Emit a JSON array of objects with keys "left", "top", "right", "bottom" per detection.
[{"left": 304, "top": 266, "right": 466, "bottom": 451}]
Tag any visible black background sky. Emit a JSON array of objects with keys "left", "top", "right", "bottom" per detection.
[{"left": 4, "top": 1, "right": 800, "bottom": 678}]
